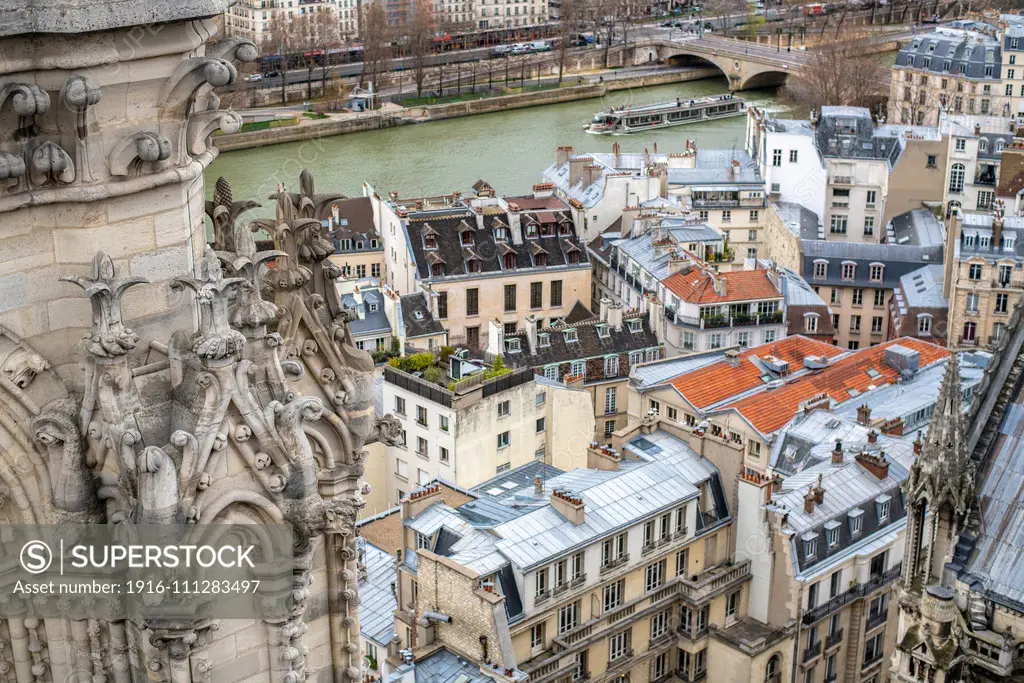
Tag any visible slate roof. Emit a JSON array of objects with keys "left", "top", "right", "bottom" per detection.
[
  {"left": 329, "top": 197, "right": 380, "bottom": 251},
  {"left": 406, "top": 208, "right": 589, "bottom": 282},
  {"left": 893, "top": 264, "right": 947, "bottom": 312},
  {"left": 400, "top": 292, "right": 444, "bottom": 339},
  {"left": 773, "top": 201, "right": 821, "bottom": 240},
  {"left": 410, "top": 648, "right": 493, "bottom": 683},
  {"left": 802, "top": 239, "right": 943, "bottom": 289},
  {"left": 630, "top": 350, "right": 729, "bottom": 390},
  {"left": 895, "top": 28, "right": 1002, "bottom": 81},
  {"left": 958, "top": 211, "right": 1024, "bottom": 263},
  {"left": 666, "top": 149, "right": 762, "bottom": 186},
  {"left": 815, "top": 107, "right": 903, "bottom": 168},
  {"left": 769, "top": 436, "right": 911, "bottom": 574},
  {"left": 504, "top": 316, "right": 661, "bottom": 374},
  {"left": 965, "top": 390, "right": 1024, "bottom": 610},
  {"left": 358, "top": 539, "right": 398, "bottom": 645},
  {"left": 888, "top": 209, "right": 946, "bottom": 248},
  {"left": 668, "top": 336, "right": 845, "bottom": 410},
  {"left": 718, "top": 338, "right": 950, "bottom": 435},
  {"left": 662, "top": 268, "right": 782, "bottom": 304}
]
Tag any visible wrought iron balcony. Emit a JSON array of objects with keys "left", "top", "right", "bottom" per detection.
[
  {"left": 865, "top": 607, "right": 889, "bottom": 632},
  {"left": 801, "top": 564, "right": 901, "bottom": 624},
  {"left": 802, "top": 640, "right": 822, "bottom": 663}
]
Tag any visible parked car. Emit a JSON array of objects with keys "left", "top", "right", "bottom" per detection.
[
  {"left": 511, "top": 43, "right": 532, "bottom": 54},
  {"left": 264, "top": 70, "right": 280, "bottom": 78},
  {"left": 570, "top": 37, "right": 588, "bottom": 46},
  {"left": 531, "top": 40, "right": 552, "bottom": 52},
  {"left": 244, "top": 73, "right": 263, "bottom": 82},
  {"left": 492, "top": 44, "right": 512, "bottom": 56}
]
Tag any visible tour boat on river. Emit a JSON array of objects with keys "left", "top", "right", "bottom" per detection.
[{"left": 586, "top": 94, "right": 745, "bottom": 134}]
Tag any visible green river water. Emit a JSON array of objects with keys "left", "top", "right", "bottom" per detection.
[{"left": 206, "top": 78, "right": 789, "bottom": 212}]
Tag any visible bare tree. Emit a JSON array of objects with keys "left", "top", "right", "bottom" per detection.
[
  {"left": 268, "top": 7, "right": 342, "bottom": 101},
  {"left": 702, "top": 0, "right": 746, "bottom": 36},
  {"left": 557, "top": 0, "right": 582, "bottom": 84},
  {"left": 783, "top": 36, "right": 889, "bottom": 110},
  {"left": 408, "top": 0, "right": 435, "bottom": 98},
  {"left": 359, "top": 2, "right": 393, "bottom": 102}
]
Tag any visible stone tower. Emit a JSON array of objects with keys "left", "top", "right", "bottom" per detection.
[
  {"left": 0, "top": 2, "right": 401, "bottom": 680},
  {"left": 0, "top": 0, "right": 250, "bottom": 380}
]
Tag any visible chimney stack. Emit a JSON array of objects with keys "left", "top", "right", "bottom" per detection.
[
  {"left": 607, "top": 302, "right": 624, "bottom": 330},
  {"left": 993, "top": 199, "right": 1005, "bottom": 248},
  {"left": 556, "top": 145, "right": 574, "bottom": 167},
  {"left": 534, "top": 476, "right": 543, "bottom": 495},
  {"left": 569, "top": 156, "right": 589, "bottom": 186},
  {"left": 551, "top": 489, "right": 585, "bottom": 525},
  {"left": 587, "top": 442, "right": 622, "bottom": 469},
  {"left": 857, "top": 404, "right": 872, "bottom": 426},
  {"left": 913, "top": 435, "right": 923, "bottom": 455},
  {"left": 832, "top": 440, "right": 844, "bottom": 464},
  {"left": 731, "top": 159, "right": 741, "bottom": 180},
  {"left": 332, "top": 202, "right": 341, "bottom": 224},
  {"left": 599, "top": 297, "right": 610, "bottom": 323},
  {"left": 724, "top": 349, "right": 741, "bottom": 368},
  {"left": 855, "top": 450, "right": 890, "bottom": 480},
  {"left": 803, "top": 487, "right": 816, "bottom": 514},
  {"left": 401, "top": 482, "right": 443, "bottom": 520},
  {"left": 711, "top": 272, "right": 727, "bottom": 297},
  {"left": 813, "top": 474, "right": 824, "bottom": 504},
  {"left": 525, "top": 313, "right": 538, "bottom": 355},
  {"left": 583, "top": 164, "right": 602, "bottom": 188},
  {"left": 867, "top": 429, "right": 878, "bottom": 444}
]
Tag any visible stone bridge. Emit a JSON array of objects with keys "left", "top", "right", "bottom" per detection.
[{"left": 614, "top": 35, "right": 811, "bottom": 91}]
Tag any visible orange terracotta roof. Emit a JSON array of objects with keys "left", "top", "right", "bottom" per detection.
[
  {"left": 721, "top": 338, "right": 949, "bottom": 435},
  {"left": 669, "top": 336, "right": 844, "bottom": 409},
  {"left": 663, "top": 268, "right": 781, "bottom": 304}
]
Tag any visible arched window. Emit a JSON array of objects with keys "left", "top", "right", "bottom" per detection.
[
  {"left": 946, "top": 200, "right": 961, "bottom": 219},
  {"left": 949, "top": 163, "right": 965, "bottom": 193},
  {"left": 765, "top": 654, "right": 781, "bottom": 683},
  {"left": 979, "top": 138, "right": 989, "bottom": 153}
]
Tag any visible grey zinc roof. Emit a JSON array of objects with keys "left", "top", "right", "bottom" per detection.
[
  {"left": 778, "top": 264, "right": 828, "bottom": 308},
  {"left": 400, "top": 292, "right": 444, "bottom": 339},
  {"left": 802, "top": 239, "right": 943, "bottom": 289},
  {"left": 894, "top": 264, "right": 947, "bottom": 312},
  {"left": 958, "top": 212, "right": 1024, "bottom": 263},
  {"left": 773, "top": 201, "right": 821, "bottom": 240},
  {"left": 815, "top": 109, "right": 902, "bottom": 167},
  {"left": 895, "top": 28, "right": 1002, "bottom": 81},
  {"left": 888, "top": 209, "right": 946, "bottom": 248},
  {"left": 471, "top": 461, "right": 565, "bottom": 500},
  {"left": 965, "top": 400, "right": 1024, "bottom": 610},
  {"left": 492, "top": 440, "right": 711, "bottom": 570},
  {"left": 411, "top": 648, "right": 493, "bottom": 683},
  {"left": 630, "top": 350, "right": 728, "bottom": 390},
  {"left": 358, "top": 539, "right": 398, "bottom": 645},
  {"left": 765, "top": 118, "right": 816, "bottom": 137},
  {"left": 667, "top": 223, "right": 727, "bottom": 244}
]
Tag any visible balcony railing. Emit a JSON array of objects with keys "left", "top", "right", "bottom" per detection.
[
  {"left": 606, "top": 650, "right": 634, "bottom": 672},
  {"left": 825, "top": 628, "right": 843, "bottom": 650},
  {"left": 600, "top": 555, "right": 629, "bottom": 576},
  {"left": 865, "top": 607, "right": 889, "bottom": 632},
  {"left": 670, "top": 311, "right": 783, "bottom": 330},
  {"left": 831, "top": 175, "right": 853, "bottom": 184},
  {"left": 802, "top": 640, "right": 822, "bottom": 663},
  {"left": 862, "top": 651, "right": 884, "bottom": 671},
  {"left": 802, "top": 564, "right": 902, "bottom": 624}
]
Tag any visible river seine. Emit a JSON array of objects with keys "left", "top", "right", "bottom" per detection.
[{"left": 206, "top": 78, "right": 787, "bottom": 212}]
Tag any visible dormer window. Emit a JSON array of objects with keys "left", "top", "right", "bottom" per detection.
[
  {"left": 1005, "top": 236, "right": 1016, "bottom": 251},
  {"left": 842, "top": 262, "right": 856, "bottom": 280},
  {"left": 848, "top": 508, "right": 864, "bottom": 536},
  {"left": 526, "top": 224, "right": 538, "bottom": 238},
  {"left": 370, "top": 239, "right": 379, "bottom": 248},
  {"left": 597, "top": 324, "right": 610, "bottom": 339},
  {"left": 627, "top": 319, "right": 642, "bottom": 333},
  {"left": 567, "top": 251, "right": 582, "bottom": 265},
  {"left": 461, "top": 231, "right": 475, "bottom": 246},
  {"left": 502, "top": 253, "right": 517, "bottom": 269},
  {"left": 369, "top": 303, "right": 378, "bottom": 312},
  {"left": 876, "top": 495, "right": 891, "bottom": 522},
  {"left": 431, "top": 263, "right": 444, "bottom": 277},
  {"left": 869, "top": 264, "right": 884, "bottom": 282},
  {"left": 825, "top": 521, "right": 840, "bottom": 548},
  {"left": 467, "top": 258, "right": 482, "bottom": 273},
  {"left": 559, "top": 222, "right": 573, "bottom": 236},
  {"left": 980, "top": 139, "right": 989, "bottom": 153},
  {"left": 535, "top": 253, "right": 548, "bottom": 267},
  {"left": 424, "top": 234, "right": 438, "bottom": 249},
  {"left": 356, "top": 241, "right": 364, "bottom": 249},
  {"left": 803, "top": 532, "right": 819, "bottom": 560},
  {"left": 505, "top": 338, "right": 521, "bottom": 353},
  {"left": 564, "top": 328, "right": 579, "bottom": 343},
  {"left": 541, "top": 223, "right": 554, "bottom": 236},
  {"left": 495, "top": 227, "right": 509, "bottom": 241},
  {"left": 538, "top": 333, "right": 550, "bottom": 348}
]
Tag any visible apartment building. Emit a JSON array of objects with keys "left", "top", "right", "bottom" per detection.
[
  {"left": 542, "top": 146, "right": 665, "bottom": 243},
  {"left": 224, "top": 0, "right": 355, "bottom": 46},
  {"left": 663, "top": 148, "right": 768, "bottom": 267},
  {"left": 888, "top": 264, "right": 949, "bottom": 343},
  {"left": 335, "top": 278, "right": 447, "bottom": 353},
  {"left": 746, "top": 109, "right": 826, "bottom": 220},
  {"left": 494, "top": 302, "right": 663, "bottom": 442},
  {"left": 803, "top": 236, "right": 944, "bottom": 350},
  {"left": 368, "top": 184, "right": 592, "bottom": 349},
  {"left": 381, "top": 359, "right": 594, "bottom": 503},
  {"left": 476, "top": 0, "right": 547, "bottom": 28},
  {"left": 387, "top": 436, "right": 749, "bottom": 683},
  {"left": 737, "top": 423, "right": 909, "bottom": 683},
  {"left": 889, "top": 24, "right": 1006, "bottom": 126},
  {"left": 1001, "top": 19, "right": 1024, "bottom": 117},
  {"left": 624, "top": 336, "right": 952, "bottom": 495},
  {"left": 941, "top": 114, "right": 1015, "bottom": 218},
  {"left": 327, "top": 197, "right": 385, "bottom": 281},
  {"left": 944, "top": 208, "right": 1024, "bottom": 349}
]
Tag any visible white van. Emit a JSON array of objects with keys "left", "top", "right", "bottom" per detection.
[{"left": 531, "top": 40, "right": 552, "bottom": 52}]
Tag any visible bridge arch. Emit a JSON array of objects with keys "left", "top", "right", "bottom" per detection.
[{"left": 663, "top": 49, "right": 792, "bottom": 92}]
